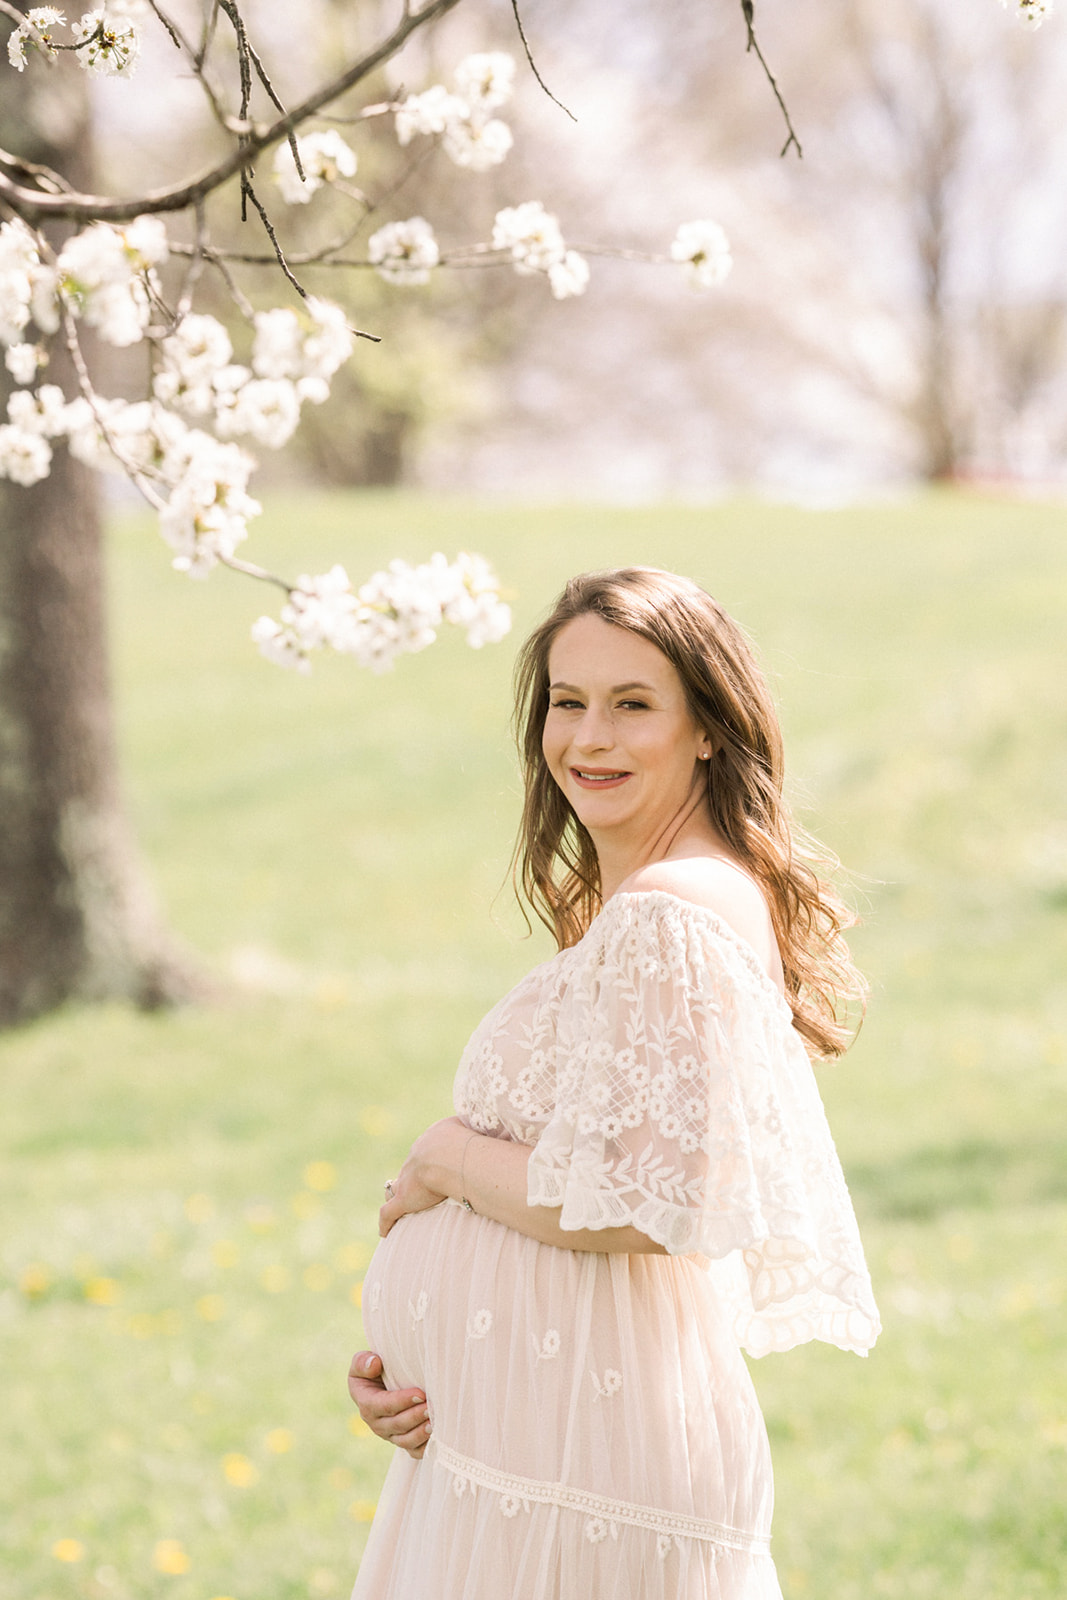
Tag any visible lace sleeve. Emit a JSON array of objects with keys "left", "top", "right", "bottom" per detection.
[{"left": 526, "top": 891, "right": 881, "bottom": 1357}]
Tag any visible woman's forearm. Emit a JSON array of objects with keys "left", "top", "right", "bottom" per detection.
[{"left": 422, "top": 1120, "right": 667, "bottom": 1255}]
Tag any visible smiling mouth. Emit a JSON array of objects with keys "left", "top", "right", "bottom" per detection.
[{"left": 570, "top": 768, "right": 631, "bottom": 787}]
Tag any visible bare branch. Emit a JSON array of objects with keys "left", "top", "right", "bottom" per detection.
[
  {"left": 196, "top": 0, "right": 221, "bottom": 70},
  {"left": 509, "top": 0, "right": 575, "bottom": 122},
  {"left": 143, "top": 0, "right": 237, "bottom": 133},
  {"left": 0, "top": 0, "right": 466, "bottom": 223},
  {"left": 740, "top": 0, "right": 802, "bottom": 160},
  {"left": 218, "top": 553, "right": 292, "bottom": 593},
  {"left": 203, "top": 248, "right": 256, "bottom": 320},
  {"left": 0, "top": 145, "right": 74, "bottom": 195},
  {"left": 173, "top": 200, "right": 208, "bottom": 322},
  {"left": 242, "top": 179, "right": 308, "bottom": 298}
]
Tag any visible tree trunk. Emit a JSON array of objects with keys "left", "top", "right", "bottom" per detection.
[{"left": 0, "top": 41, "right": 199, "bottom": 1027}]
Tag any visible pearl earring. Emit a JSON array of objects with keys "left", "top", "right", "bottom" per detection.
[{"left": 699, "top": 751, "right": 711, "bottom": 761}]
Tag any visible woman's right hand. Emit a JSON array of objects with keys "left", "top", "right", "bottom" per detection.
[{"left": 347, "top": 1350, "right": 433, "bottom": 1460}]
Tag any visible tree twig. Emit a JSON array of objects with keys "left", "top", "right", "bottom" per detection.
[
  {"left": 242, "top": 179, "right": 308, "bottom": 298},
  {"left": 508, "top": 0, "right": 575, "bottom": 122},
  {"left": 741, "top": 0, "right": 802, "bottom": 159},
  {"left": 0, "top": 0, "right": 466, "bottom": 223}
]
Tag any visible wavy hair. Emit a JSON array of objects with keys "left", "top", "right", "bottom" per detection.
[{"left": 511, "top": 567, "right": 866, "bottom": 1058}]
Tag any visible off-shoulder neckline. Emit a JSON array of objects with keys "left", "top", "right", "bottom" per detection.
[{"left": 596, "top": 888, "right": 792, "bottom": 1016}]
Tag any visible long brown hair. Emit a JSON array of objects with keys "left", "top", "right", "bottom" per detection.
[{"left": 511, "top": 567, "right": 865, "bottom": 1058}]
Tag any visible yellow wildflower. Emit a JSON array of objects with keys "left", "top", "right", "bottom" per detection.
[
  {"left": 152, "top": 1539, "right": 190, "bottom": 1575},
  {"left": 222, "top": 1452, "right": 259, "bottom": 1488},
  {"left": 304, "top": 1159, "right": 337, "bottom": 1191},
  {"left": 84, "top": 1277, "right": 120, "bottom": 1306},
  {"left": 19, "top": 1263, "right": 51, "bottom": 1297}
]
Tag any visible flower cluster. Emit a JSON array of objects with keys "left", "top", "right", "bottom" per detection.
[
  {"left": 272, "top": 130, "right": 358, "bottom": 206},
  {"left": 367, "top": 218, "right": 440, "bottom": 286},
  {"left": 670, "top": 220, "right": 733, "bottom": 290},
  {"left": 7, "top": 3, "right": 142, "bottom": 74},
  {"left": 1001, "top": 0, "right": 1054, "bottom": 21},
  {"left": 57, "top": 214, "right": 167, "bottom": 346},
  {"left": 491, "top": 202, "right": 590, "bottom": 299},
  {"left": 395, "top": 51, "right": 515, "bottom": 172},
  {"left": 0, "top": 216, "right": 357, "bottom": 577},
  {"left": 252, "top": 553, "right": 511, "bottom": 674}
]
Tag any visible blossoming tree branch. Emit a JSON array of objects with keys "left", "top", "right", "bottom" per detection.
[{"left": 0, "top": 0, "right": 743, "bottom": 675}]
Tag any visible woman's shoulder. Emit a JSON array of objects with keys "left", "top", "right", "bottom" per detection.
[{"left": 613, "top": 858, "right": 785, "bottom": 995}]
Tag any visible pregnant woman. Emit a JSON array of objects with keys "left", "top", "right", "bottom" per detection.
[{"left": 348, "top": 566, "right": 880, "bottom": 1599}]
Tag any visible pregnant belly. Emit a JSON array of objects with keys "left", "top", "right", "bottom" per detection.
[{"left": 359, "top": 1199, "right": 773, "bottom": 1534}]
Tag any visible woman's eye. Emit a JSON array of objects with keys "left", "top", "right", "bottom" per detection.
[
  {"left": 549, "top": 698, "right": 583, "bottom": 711},
  {"left": 618, "top": 700, "right": 650, "bottom": 711}
]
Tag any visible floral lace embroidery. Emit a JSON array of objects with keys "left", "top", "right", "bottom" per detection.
[
  {"left": 590, "top": 1368, "right": 622, "bottom": 1400},
  {"left": 533, "top": 1329, "right": 561, "bottom": 1361},
  {"left": 466, "top": 1308, "right": 493, "bottom": 1340},
  {"left": 431, "top": 1439, "right": 764, "bottom": 1554},
  {"left": 409, "top": 1290, "right": 428, "bottom": 1331},
  {"left": 453, "top": 891, "right": 880, "bottom": 1358}
]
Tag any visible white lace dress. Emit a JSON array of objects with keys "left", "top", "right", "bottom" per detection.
[{"left": 353, "top": 891, "right": 880, "bottom": 1600}]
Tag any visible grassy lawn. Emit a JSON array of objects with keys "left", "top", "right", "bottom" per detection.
[{"left": 2, "top": 488, "right": 1065, "bottom": 1600}]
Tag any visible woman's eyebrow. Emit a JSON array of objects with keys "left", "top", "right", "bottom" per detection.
[{"left": 548, "top": 680, "right": 656, "bottom": 693}]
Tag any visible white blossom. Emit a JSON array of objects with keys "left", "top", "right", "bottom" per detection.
[
  {"left": 273, "top": 130, "right": 357, "bottom": 205},
  {"left": 251, "top": 297, "right": 352, "bottom": 387},
  {"left": 215, "top": 377, "right": 300, "bottom": 449},
  {"left": 251, "top": 616, "right": 309, "bottom": 673},
  {"left": 65, "top": 395, "right": 190, "bottom": 483},
  {"left": 438, "top": 551, "right": 512, "bottom": 646},
  {"left": 0, "top": 218, "right": 45, "bottom": 345},
  {"left": 670, "top": 219, "right": 732, "bottom": 290},
  {"left": 158, "top": 432, "right": 261, "bottom": 577},
  {"left": 1001, "top": 0, "right": 1053, "bottom": 23},
  {"left": 492, "top": 202, "right": 566, "bottom": 275},
  {"left": 7, "top": 384, "right": 69, "bottom": 438},
  {"left": 29, "top": 264, "right": 59, "bottom": 335},
  {"left": 454, "top": 52, "right": 515, "bottom": 112},
  {"left": 548, "top": 249, "right": 590, "bottom": 300},
  {"left": 153, "top": 313, "right": 233, "bottom": 416},
  {"left": 442, "top": 117, "right": 513, "bottom": 171},
  {"left": 368, "top": 218, "right": 440, "bottom": 286},
  {"left": 72, "top": 8, "right": 140, "bottom": 74},
  {"left": 0, "top": 424, "right": 52, "bottom": 485},
  {"left": 58, "top": 217, "right": 168, "bottom": 347},
  {"left": 252, "top": 553, "right": 510, "bottom": 672},
  {"left": 250, "top": 308, "right": 303, "bottom": 381},
  {"left": 4, "top": 343, "right": 43, "bottom": 384},
  {"left": 301, "top": 297, "right": 354, "bottom": 383},
  {"left": 395, "top": 84, "right": 467, "bottom": 145},
  {"left": 6, "top": 6, "right": 65, "bottom": 70}
]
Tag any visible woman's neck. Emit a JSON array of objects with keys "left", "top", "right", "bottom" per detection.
[{"left": 593, "top": 788, "right": 727, "bottom": 902}]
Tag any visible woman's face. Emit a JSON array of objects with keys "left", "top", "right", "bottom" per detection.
[{"left": 542, "top": 614, "right": 710, "bottom": 840}]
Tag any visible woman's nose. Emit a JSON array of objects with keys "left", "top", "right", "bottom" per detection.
[{"left": 573, "top": 706, "right": 613, "bottom": 752}]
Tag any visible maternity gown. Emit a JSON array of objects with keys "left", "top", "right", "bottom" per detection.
[{"left": 353, "top": 890, "right": 880, "bottom": 1600}]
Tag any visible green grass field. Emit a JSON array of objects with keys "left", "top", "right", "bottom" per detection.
[{"left": 2, "top": 489, "right": 1065, "bottom": 1600}]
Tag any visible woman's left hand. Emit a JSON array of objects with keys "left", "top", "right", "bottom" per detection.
[{"left": 379, "top": 1116, "right": 469, "bottom": 1237}]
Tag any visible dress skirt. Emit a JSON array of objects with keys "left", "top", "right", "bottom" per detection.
[{"left": 352, "top": 1198, "right": 784, "bottom": 1600}]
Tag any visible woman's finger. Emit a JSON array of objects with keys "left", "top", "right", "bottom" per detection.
[{"left": 390, "top": 1417, "right": 433, "bottom": 1453}]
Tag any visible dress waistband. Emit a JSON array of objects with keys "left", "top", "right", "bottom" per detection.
[{"left": 430, "top": 1439, "right": 773, "bottom": 1557}]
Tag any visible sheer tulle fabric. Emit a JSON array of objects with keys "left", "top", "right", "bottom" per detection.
[{"left": 352, "top": 892, "right": 879, "bottom": 1599}]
